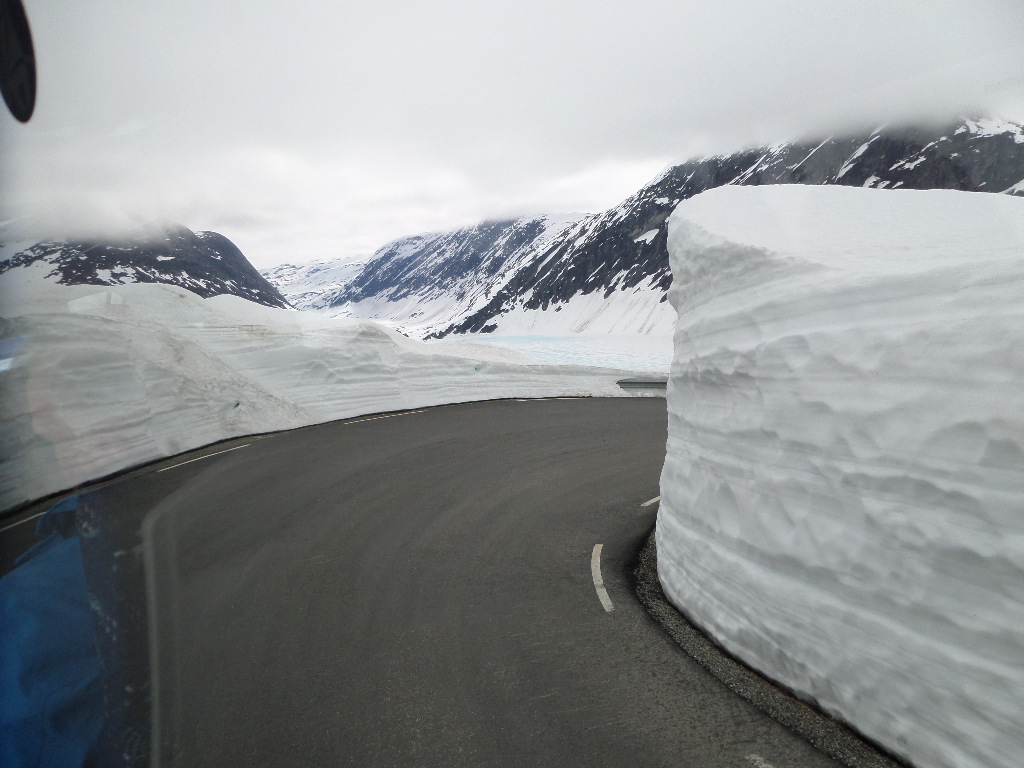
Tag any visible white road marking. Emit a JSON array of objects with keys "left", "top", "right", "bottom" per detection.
[
  {"left": 641, "top": 495, "right": 661, "bottom": 507},
  {"left": 157, "top": 443, "right": 250, "bottom": 472},
  {"left": 510, "top": 397, "right": 589, "bottom": 402},
  {"left": 0, "top": 509, "right": 48, "bottom": 533},
  {"left": 591, "top": 544, "right": 614, "bottom": 612},
  {"left": 745, "top": 754, "right": 777, "bottom": 768},
  {"left": 515, "top": 397, "right": 582, "bottom": 401},
  {"left": 346, "top": 409, "right": 426, "bottom": 425},
  {"left": 3, "top": 439, "right": 269, "bottom": 532},
  {"left": 3, "top": 410, "right": 427, "bottom": 533}
]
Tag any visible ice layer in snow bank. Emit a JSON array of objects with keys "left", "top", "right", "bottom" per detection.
[
  {"left": 658, "top": 185, "right": 1024, "bottom": 768},
  {"left": 0, "top": 270, "right": 643, "bottom": 512}
]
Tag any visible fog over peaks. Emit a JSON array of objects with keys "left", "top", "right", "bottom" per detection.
[{"left": 3, "top": 0, "right": 1023, "bottom": 266}]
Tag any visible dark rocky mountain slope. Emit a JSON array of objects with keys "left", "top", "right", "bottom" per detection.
[
  {"left": 436, "top": 117, "right": 1024, "bottom": 336},
  {"left": 1, "top": 225, "right": 290, "bottom": 309},
  {"left": 265, "top": 214, "right": 581, "bottom": 336}
]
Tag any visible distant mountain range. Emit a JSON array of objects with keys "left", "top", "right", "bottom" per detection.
[
  {"left": 260, "top": 214, "right": 580, "bottom": 337},
  {"left": 0, "top": 225, "right": 290, "bottom": 309},
  {"left": 4, "top": 117, "right": 1022, "bottom": 335},
  {"left": 265, "top": 116, "right": 1024, "bottom": 338}
]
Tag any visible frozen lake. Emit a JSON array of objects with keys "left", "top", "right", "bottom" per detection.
[{"left": 432, "top": 334, "right": 672, "bottom": 373}]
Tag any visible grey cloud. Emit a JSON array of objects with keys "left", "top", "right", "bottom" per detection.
[{"left": 3, "top": 0, "right": 1022, "bottom": 265}]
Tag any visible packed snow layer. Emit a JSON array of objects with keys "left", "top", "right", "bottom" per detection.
[
  {"left": 0, "top": 270, "right": 643, "bottom": 512},
  {"left": 658, "top": 185, "right": 1024, "bottom": 768}
]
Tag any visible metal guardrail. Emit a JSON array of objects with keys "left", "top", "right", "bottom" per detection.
[{"left": 616, "top": 379, "right": 668, "bottom": 390}]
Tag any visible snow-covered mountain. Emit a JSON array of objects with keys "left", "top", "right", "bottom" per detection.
[
  {"left": 260, "top": 255, "right": 370, "bottom": 311},
  {"left": 266, "top": 214, "right": 582, "bottom": 337},
  {"left": 263, "top": 117, "right": 1024, "bottom": 339},
  {"left": 0, "top": 225, "right": 291, "bottom": 309},
  {"left": 441, "top": 116, "right": 1024, "bottom": 337}
]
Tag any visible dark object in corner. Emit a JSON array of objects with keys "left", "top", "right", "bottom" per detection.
[{"left": 0, "top": 0, "right": 36, "bottom": 122}]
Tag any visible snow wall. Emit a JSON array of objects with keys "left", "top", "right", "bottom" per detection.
[
  {"left": 0, "top": 271, "right": 644, "bottom": 512},
  {"left": 657, "top": 185, "right": 1024, "bottom": 768}
]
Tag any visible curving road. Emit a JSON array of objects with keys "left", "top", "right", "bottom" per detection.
[{"left": 13, "top": 398, "right": 847, "bottom": 767}]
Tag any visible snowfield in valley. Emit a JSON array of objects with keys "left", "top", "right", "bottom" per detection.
[
  {"left": 658, "top": 184, "right": 1024, "bottom": 768},
  {"left": 435, "top": 332, "right": 671, "bottom": 374},
  {"left": 0, "top": 267, "right": 647, "bottom": 512}
]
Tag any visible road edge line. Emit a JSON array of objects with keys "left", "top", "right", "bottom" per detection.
[{"left": 591, "top": 544, "right": 615, "bottom": 612}]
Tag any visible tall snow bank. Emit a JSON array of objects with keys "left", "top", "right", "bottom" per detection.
[
  {"left": 0, "top": 271, "right": 640, "bottom": 511},
  {"left": 658, "top": 185, "right": 1024, "bottom": 768}
]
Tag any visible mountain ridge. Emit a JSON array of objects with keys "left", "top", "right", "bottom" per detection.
[
  {"left": 263, "top": 116, "right": 1024, "bottom": 339},
  {"left": 438, "top": 116, "right": 1024, "bottom": 337},
  {"left": 265, "top": 213, "right": 583, "bottom": 336},
  {"left": 0, "top": 225, "right": 291, "bottom": 309}
]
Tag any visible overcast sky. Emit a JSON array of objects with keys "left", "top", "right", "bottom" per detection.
[{"left": 3, "top": 0, "right": 1023, "bottom": 267}]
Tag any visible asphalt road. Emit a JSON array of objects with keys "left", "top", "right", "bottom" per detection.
[{"left": 10, "top": 398, "right": 847, "bottom": 767}]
